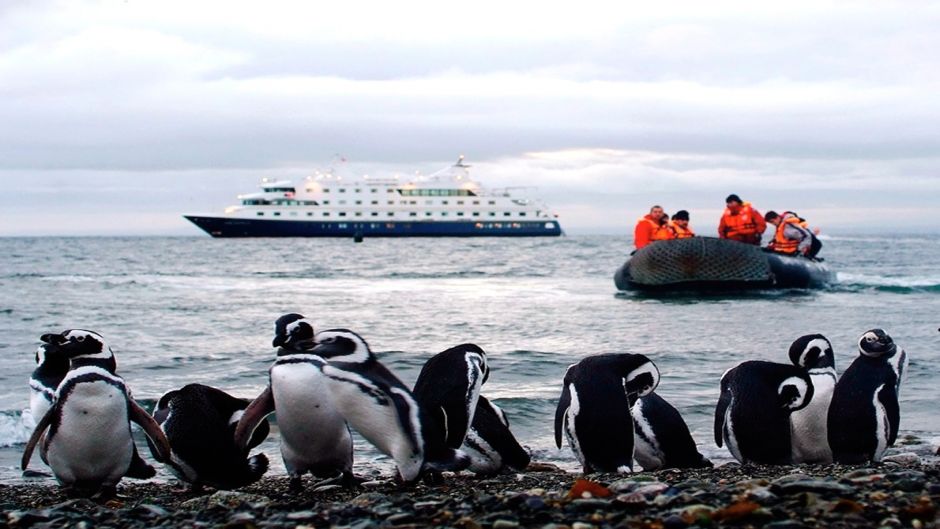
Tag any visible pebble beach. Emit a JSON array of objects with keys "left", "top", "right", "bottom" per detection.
[{"left": 3, "top": 454, "right": 938, "bottom": 529}]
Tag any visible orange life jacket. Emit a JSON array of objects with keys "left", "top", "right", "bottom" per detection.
[
  {"left": 671, "top": 223, "right": 695, "bottom": 239},
  {"left": 772, "top": 215, "right": 803, "bottom": 254},
  {"left": 719, "top": 202, "right": 765, "bottom": 243},
  {"left": 650, "top": 223, "right": 676, "bottom": 241},
  {"left": 634, "top": 215, "right": 661, "bottom": 249}
]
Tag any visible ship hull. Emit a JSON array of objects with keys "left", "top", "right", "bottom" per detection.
[
  {"left": 185, "top": 216, "right": 562, "bottom": 237},
  {"left": 614, "top": 237, "right": 835, "bottom": 292}
]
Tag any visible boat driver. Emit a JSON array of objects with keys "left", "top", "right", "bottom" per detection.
[{"left": 764, "top": 211, "right": 820, "bottom": 258}]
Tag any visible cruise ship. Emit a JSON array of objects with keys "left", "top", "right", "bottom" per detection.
[{"left": 184, "top": 157, "right": 563, "bottom": 237}]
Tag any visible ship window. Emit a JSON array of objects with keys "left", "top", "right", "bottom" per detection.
[
  {"left": 355, "top": 200, "right": 362, "bottom": 205},
  {"left": 371, "top": 188, "right": 378, "bottom": 193},
  {"left": 387, "top": 212, "right": 394, "bottom": 217},
  {"left": 323, "top": 200, "right": 329, "bottom": 205},
  {"left": 457, "top": 201, "right": 464, "bottom": 205},
  {"left": 339, "top": 212, "right": 347, "bottom": 217},
  {"left": 519, "top": 212, "right": 526, "bottom": 217},
  {"left": 426, "top": 212, "right": 432, "bottom": 216},
  {"left": 409, "top": 201, "right": 417, "bottom": 205},
  {"left": 323, "top": 212, "right": 330, "bottom": 217},
  {"left": 441, "top": 212, "right": 448, "bottom": 217},
  {"left": 442, "top": 200, "right": 448, "bottom": 205},
  {"left": 339, "top": 200, "right": 347, "bottom": 205},
  {"left": 355, "top": 212, "right": 362, "bottom": 217},
  {"left": 473, "top": 201, "right": 480, "bottom": 205},
  {"left": 339, "top": 188, "right": 346, "bottom": 193},
  {"left": 371, "top": 212, "right": 379, "bottom": 217},
  {"left": 387, "top": 201, "right": 394, "bottom": 205},
  {"left": 472, "top": 212, "right": 480, "bottom": 216},
  {"left": 257, "top": 212, "right": 264, "bottom": 216},
  {"left": 504, "top": 212, "right": 511, "bottom": 216},
  {"left": 323, "top": 188, "right": 330, "bottom": 193},
  {"left": 409, "top": 212, "right": 417, "bottom": 217},
  {"left": 425, "top": 200, "right": 433, "bottom": 205},
  {"left": 339, "top": 223, "right": 347, "bottom": 228},
  {"left": 430, "top": 189, "right": 439, "bottom": 196},
  {"left": 290, "top": 212, "right": 298, "bottom": 216},
  {"left": 488, "top": 201, "right": 496, "bottom": 205},
  {"left": 489, "top": 212, "right": 496, "bottom": 217},
  {"left": 274, "top": 212, "right": 281, "bottom": 216},
  {"left": 355, "top": 188, "right": 361, "bottom": 193},
  {"left": 371, "top": 200, "right": 378, "bottom": 205},
  {"left": 457, "top": 212, "right": 464, "bottom": 216},
  {"left": 387, "top": 189, "right": 394, "bottom": 193}
]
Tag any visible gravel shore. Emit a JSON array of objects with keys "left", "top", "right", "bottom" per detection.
[{"left": 2, "top": 458, "right": 938, "bottom": 528}]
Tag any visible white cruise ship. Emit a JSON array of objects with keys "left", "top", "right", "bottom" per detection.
[{"left": 185, "top": 157, "right": 562, "bottom": 237}]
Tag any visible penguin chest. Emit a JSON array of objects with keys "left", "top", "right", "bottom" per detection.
[
  {"left": 48, "top": 381, "right": 133, "bottom": 484},
  {"left": 631, "top": 402, "right": 664, "bottom": 471},
  {"left": 271, "top": 364, "right": 349, "bottom": 452},
  {"left": 872, "top": 384, "right": 890, "bottom": 461},
  {"left": 790, "top": 371, "right": 835, "bottom": 463}
]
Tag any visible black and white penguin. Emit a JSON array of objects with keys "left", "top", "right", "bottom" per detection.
[
  {"left": 153, "top": 383, "right": 270, "bottom": 490},
  {"left": 462, "top": 395, "right": 530, "bottom": 475},
  {"left": 714, "top": 361, "right": 814, "bottom": 465},
  {"left": 28, "top": 342, "right": 69, "bottom": 427},
  {"left": 828, "top": 329, "right": 908, "bottom": 464},
  {"left": 234, "top": 314, "right": 354, "bottom": 491},
  {"left": 554, "top": 353, "right": 660, "bottom": 473},
  {"left": 309, "top": 328, "right": 469, "bottom": 483},
  {"left": 21, "top": 330, "right": 171, "bottom": 496},
  {"left": 787, "top": 334, "right": 837, "bottom": 464},
  {"left": 412, "top": 344, "right": 489, "bottom": 451},
  {"left": 630, "top": 391, "right": 712, "bottom": 471}
]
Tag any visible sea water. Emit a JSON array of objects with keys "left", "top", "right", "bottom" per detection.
[{"left": 1, "top": 234, "right": 938, "bottom": 483}]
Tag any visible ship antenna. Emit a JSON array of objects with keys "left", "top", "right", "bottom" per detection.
[{"left": 455, "top": 155, "right": 471, "bottom": 167}]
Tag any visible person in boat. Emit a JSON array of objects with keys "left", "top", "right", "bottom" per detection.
[
  {"left": 764, "top": 210, "right": 821, "bottom": 258},
  {"left": 718, "top": 194, "right": 766, "bottom": 245},
  {"left": 651, "top": 212, "right": 677, "bottom": 243},
  {"left": 634, "top": 205, "right": 665, "bottom": 249},
  {"left": 670, "top": 210, "right": 694, "bottom": 238}
]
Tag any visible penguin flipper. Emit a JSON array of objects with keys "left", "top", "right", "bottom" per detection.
[
  {"left": 125, "top": 445, "right": 157, "bottom": 479},
  {"left": 440, "top": 387, "right": 476, "bottom": 448},
  {"left": 234, "top": 386, "right": 275, "bottom": 451},
  {"left": 554, "top": 383, "right": 571, "bottom": 449},
  {"left": 129, "top": 398, "right": 172, "bottom": 463},
  {"left": 21, "top": 405, "right": 56, "bottom": 471},
  {"left": 880, "top": 385, "right": 901, "bottom": 446},
  {"left": 714, "top": 386, "right": 731, "bottom": 448}
]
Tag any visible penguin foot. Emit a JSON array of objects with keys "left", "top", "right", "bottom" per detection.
[
  {"left": 21, "top": 469, "right": 51, "bottom": 479},
  {"left": 288, "top": 476, "right": 304, "bottom": 493},
  {"left": 422, "top": 470, "right": 444, "bottom": 486}
]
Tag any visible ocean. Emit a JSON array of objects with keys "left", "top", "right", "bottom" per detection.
[{"left": 1, "top": 234, "right": 939, "bottom": 484}]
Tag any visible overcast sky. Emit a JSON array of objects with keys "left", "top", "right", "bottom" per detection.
[{"left": 2, "top": 1, "right": 939, "bottom": 235}]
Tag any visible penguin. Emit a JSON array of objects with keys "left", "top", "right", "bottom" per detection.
[
  {"left": 412, "top": 344, "right": 489, "bottom": 451},
  {"left": 234, "top": 314, "right": 354, "bottom": 492},
  {"left": 828, "top": 329, "right": 908, "bottom": 464},
  {"left": 308, "top": 328, "right": 469, "bottom": 483},
  {"left": 554, "top": 353, "right": 660, "bottom": 474},
  {"left": 28, "top": 342, "right": 69, "bottom": 427},
  {"left": 21, "top": 330, "right": 171, "bottom": 497},
  {"left": 462, "top": 395, "right": 530, "bottom": 475},
  {"left": 787, "top": 334, "right": 837, "bottom": 464},
  {"left": 152, "top": 383, "right": 270, "bottom": 490},
  {"left": 630, "top": 391, "right": 712, "bottom": 471},
  {"left": 714, "top": 361, "right": 814, "bottom": 465}
]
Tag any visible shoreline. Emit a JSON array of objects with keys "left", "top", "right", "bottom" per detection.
[{"left": 2, "top": 459, "right": 937, "bottom": 528}]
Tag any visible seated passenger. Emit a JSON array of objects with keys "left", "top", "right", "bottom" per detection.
[
  {"left": 650, "top": 212, "right": 677, "bottom": 242},
  {"left": 719, "top": 194, "right": 766, "bottom": 245},
  {"left": 670, "top": 210, "right": 695, "bottom": 239},
  {"left": 765, "top": 211, "right": 820, "bottom": 258},
  {"left": 634, "top": 205, "right": 664, "bottom": 249}
]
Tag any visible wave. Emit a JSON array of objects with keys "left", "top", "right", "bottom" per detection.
[
  {"left": 836, "top": 272, "right": 940, "bottom": 293},
  {"left": 0, "top": 410, "right": 35, "bottom": 447}
]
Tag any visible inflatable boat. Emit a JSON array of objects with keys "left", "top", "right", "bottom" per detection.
[{"left": 614, "top": 237, "right": 835, "bottom": 292}]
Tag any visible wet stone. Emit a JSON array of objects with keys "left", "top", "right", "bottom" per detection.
[
  {"left": 492, "top": 520, "right": 520, "bottom": 529},
  {"left": 662, "top": 514, "right": 688, "bottom": 529},
  {"left": 773, "top": 480, "right": 856, "bottom": 497}
]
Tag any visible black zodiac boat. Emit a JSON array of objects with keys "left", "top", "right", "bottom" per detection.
[{"left": 614, "top": 237, "right": 835, "bottom": 292}]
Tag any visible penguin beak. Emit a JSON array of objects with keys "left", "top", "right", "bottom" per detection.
[
  {"left": 40, "top": 333, "right": 66, "bottom": 346},
  {"left": 272, "top": 335, "right": 287, "bottom": 348}
]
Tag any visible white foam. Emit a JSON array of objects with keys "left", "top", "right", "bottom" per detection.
[
  {"left": 0, "top": 410, "right": 35, "bottom": 447},
  {"left": 837, "top": 272, "right": 940, "bottom": 288}
]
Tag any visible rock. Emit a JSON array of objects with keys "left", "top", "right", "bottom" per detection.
[
  {"left": 764, "top": 521, "right": 809, "bottom": 529},
  {"left": 492, "top": 520, "right": 520, "bottom": 529},
  {"left": 883, "top": 453, "right": 920, "bottom": 465},
  {"left": 571, "top": 498, "right": 610, "bottom": 511},
  {"left": 571, "top": 523, "right": 594, "bottom": 529},
  {"left": 386, "top": 512, "right": 414, "bottom": 524},
  {"left": 662, "top": 514, "right": 688, "bottom": 529},
  {"left": 133, "top": 503, "right": 171, "bottom": 517},
  {"left": 286, "top": 511, "right": 317, "bottom": 521},
  {"left": 524, "top": 497, "right": 547, "bottom": 511},
  {"left": 313, "top": 484, "right": 343, "bottom": 493},
  {"left": 180, "top": 491, "right": 270, "bottom": 510},
  {"left": 770, "top": 473, "right": 811, "bottom": 486},
  {"left": 360, "top": 480, "right": 387, "bottom": 488},
  {"left": 350, "top": 492, "right": 388, "bottom": 507},
  {"left": 772, "top": 480, "right": 855, "bottom": 497}
]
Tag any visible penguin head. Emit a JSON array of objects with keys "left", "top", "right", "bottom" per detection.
[
  {"left": 272, "top": 313, "right": 311, "bottom": 347},
  {"left": 622, "top": 356, "right": 660, "bottom": 398},
  {"left": 311, "top": 329, "right": 374, "bottom": 364},
  {"left": 777, "top": 375, "right": 814, "bottom": 411},
  {"left": 788, "top": 334, "right": 834, "bottom": 370},
  {"left": 274, "top": 317, "right": 316, "bottom": 351},
  {"left": 858, "top": 329, "right": 896, "bottom": 358},
  {"left": 41, "top": 330, "right": 113, "bottom": 361}
]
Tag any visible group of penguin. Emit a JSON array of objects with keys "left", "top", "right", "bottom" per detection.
[
  {"left": 555, "top": 329, "right": 907, "bottom": 475},
  {"left": 21, "top": 315, "right": 529, "bottom": 497},
  {"left": 22, "top": 316, "right": 906, "bottom": 498}
]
